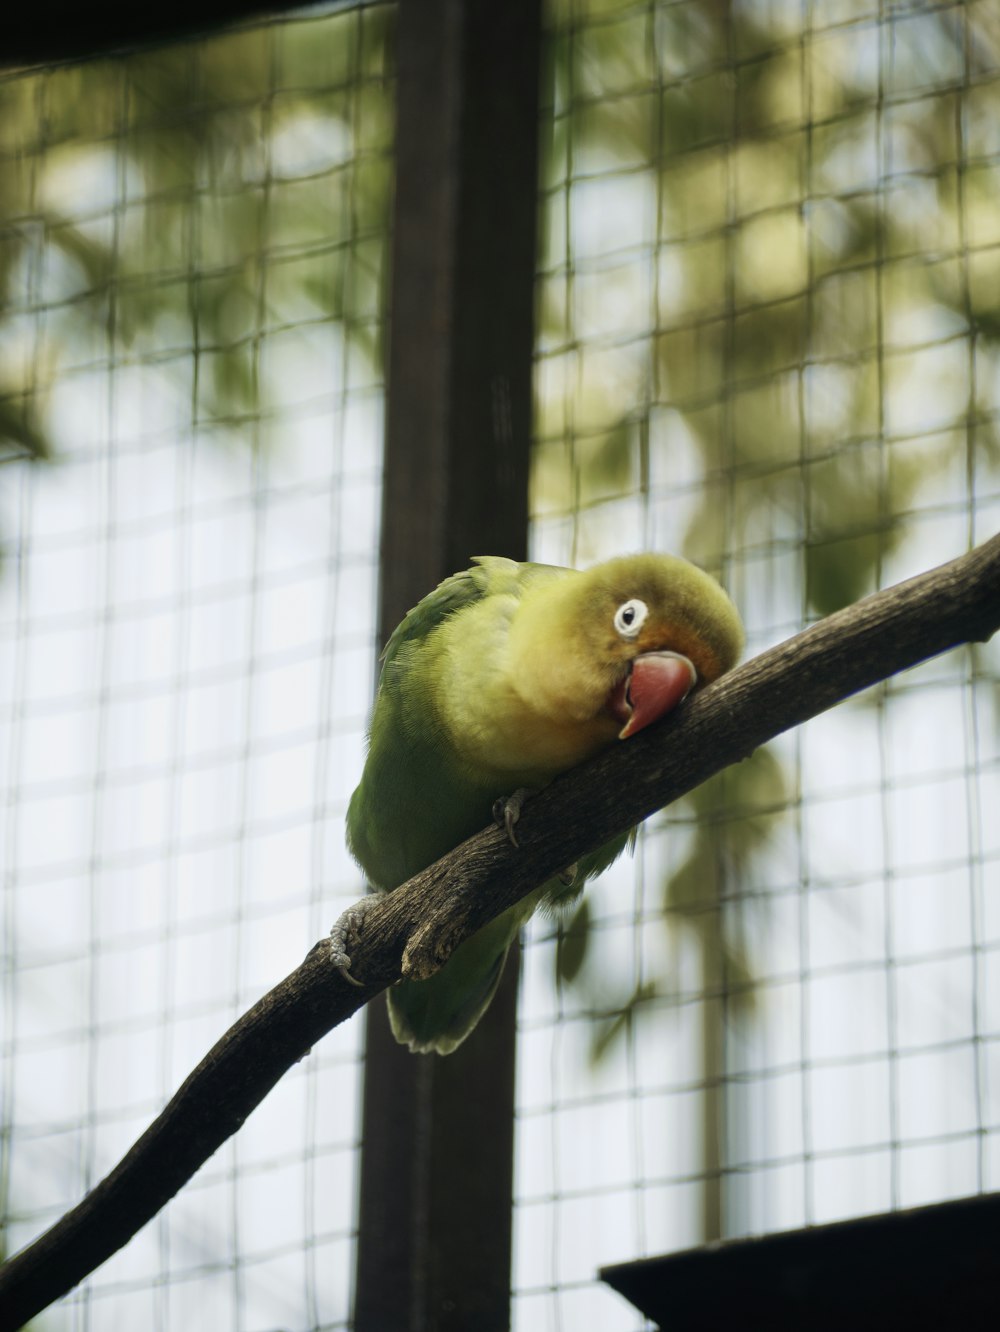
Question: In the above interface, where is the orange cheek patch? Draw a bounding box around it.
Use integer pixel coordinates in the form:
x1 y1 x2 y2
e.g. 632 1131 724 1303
636 620 726 683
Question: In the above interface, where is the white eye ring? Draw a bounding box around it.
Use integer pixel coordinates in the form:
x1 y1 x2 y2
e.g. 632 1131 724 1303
613 598 648 640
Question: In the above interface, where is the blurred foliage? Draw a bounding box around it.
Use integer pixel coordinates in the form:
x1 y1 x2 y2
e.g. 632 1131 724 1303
0 4 394 465
536 0 1000 1055
537 0 1000 614
558 747 783 1062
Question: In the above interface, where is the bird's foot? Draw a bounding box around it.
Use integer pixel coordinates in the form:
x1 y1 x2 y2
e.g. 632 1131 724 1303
557 863 578 887
328 898 375 987
492 787 538 848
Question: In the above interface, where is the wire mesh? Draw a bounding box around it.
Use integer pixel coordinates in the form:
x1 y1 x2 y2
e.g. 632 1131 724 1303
0 4 392 1327
2 2 1000 1331
516 0 1000 1328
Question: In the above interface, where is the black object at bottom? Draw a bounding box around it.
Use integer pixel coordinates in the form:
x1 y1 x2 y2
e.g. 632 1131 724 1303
602 1192 1000 1331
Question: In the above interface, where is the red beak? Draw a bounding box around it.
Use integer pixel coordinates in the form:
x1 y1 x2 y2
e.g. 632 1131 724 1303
607 652 697 739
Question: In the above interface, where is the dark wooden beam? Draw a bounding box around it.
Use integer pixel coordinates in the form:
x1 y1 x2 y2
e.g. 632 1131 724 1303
0 1 318 65
353 2 541 1330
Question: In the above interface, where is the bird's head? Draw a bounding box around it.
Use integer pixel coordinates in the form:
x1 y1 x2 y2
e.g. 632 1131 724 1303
512 552 744 740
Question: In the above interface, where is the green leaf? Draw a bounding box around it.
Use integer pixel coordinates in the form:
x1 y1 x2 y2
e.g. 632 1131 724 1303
555 897 591 985
0 397 50 462
589 980 658 1064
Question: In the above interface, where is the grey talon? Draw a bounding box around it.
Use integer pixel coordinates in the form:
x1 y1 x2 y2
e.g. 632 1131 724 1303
493 787 538 849
329 898 375 986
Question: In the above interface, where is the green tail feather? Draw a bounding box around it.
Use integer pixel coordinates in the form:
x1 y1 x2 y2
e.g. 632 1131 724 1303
386 840 633 1054
387 906 525 1055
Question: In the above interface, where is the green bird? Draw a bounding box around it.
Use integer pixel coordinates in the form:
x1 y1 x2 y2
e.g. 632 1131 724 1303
340 553 744 1054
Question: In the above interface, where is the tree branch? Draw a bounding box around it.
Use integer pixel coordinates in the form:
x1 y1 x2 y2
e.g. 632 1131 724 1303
1 533 998 1330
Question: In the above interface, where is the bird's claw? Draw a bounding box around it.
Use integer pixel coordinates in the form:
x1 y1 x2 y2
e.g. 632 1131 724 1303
492 787 537 848
557 863 578 887
328 899 375 987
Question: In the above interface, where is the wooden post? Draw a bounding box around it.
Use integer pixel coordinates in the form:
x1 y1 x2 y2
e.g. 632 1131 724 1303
352 2 542 1329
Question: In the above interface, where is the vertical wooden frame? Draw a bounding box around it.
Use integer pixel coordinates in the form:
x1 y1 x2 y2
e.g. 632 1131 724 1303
353 2 542 1329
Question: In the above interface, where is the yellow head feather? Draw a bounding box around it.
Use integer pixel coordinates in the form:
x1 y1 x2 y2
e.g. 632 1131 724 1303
508 552 744 723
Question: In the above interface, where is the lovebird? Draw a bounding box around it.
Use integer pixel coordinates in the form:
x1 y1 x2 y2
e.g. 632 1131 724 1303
341 553 744 1054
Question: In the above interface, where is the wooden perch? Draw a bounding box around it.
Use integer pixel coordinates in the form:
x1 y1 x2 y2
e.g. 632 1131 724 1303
1 532 998 1330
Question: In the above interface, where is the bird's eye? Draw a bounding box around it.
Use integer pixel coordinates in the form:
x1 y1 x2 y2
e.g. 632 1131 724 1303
613 598 648 640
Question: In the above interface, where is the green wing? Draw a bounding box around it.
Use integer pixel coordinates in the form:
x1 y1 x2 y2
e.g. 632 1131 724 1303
348 557 547 891
379 561 494 671
379 555 555 676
